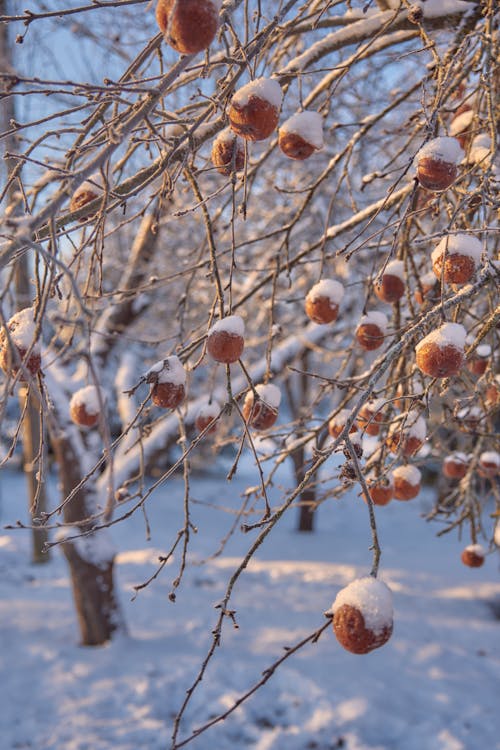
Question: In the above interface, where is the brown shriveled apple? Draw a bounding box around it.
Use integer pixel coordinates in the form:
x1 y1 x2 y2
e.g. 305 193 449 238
415 322 466 379
278 111 324 161
156 0 220 55
69 385 104 428
414 136 463 192
305 279 344 325
0 308 41 380
207 315 245 364
332 577 393 655
149 356 186 409
229 78 283 142
211 128 245 175
242 383 281 431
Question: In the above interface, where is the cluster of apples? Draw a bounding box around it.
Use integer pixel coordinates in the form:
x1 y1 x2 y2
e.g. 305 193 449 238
0 308 282 436
156 0 325 176
139 314 282 434
210 80 325 176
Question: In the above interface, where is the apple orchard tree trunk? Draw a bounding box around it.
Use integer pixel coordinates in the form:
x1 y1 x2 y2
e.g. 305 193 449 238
0 0 49 563
51 430 122 645
45 209 160 645
284 352 317 532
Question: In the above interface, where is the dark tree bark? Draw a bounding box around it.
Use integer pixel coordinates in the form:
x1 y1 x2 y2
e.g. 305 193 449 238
51 433 123 645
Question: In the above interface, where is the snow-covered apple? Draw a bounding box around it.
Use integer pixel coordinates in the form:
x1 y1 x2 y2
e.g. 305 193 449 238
156 0 220 55
228 78 283 141
332 577 393 654
207 315 245 364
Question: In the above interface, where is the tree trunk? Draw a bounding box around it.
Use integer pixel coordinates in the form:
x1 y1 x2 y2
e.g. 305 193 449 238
18 386 50 563
297 487 316 533
284 352 317 532
61 539 119 646
51 433 123 645
290 442 316 533
0 0 50 563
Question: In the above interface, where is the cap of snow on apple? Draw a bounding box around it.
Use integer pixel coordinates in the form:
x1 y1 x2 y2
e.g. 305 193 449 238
461 543 486 568
278 111 324 160
355 311 388 351
229 78 283 141
195 399 221 434
242 383 281 431
414 137 463 191
431 234 482 285
207 315 245 364
386 409 426 457
332 576 393 654
392 465 421 500
211 128 245 175
416 322 466 378
70 385 105 428
0 308 41 380
149 356 186 409
374 260 405 304
69 172 106 220
305 279 344 324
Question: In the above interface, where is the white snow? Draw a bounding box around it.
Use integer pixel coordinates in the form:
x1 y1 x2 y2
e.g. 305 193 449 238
463 543 485 558
209 314 245 337
449 109 474 136
231 78 283 110
468 134 492 165
329 408 352 429
0 468 499 750
146 359 165 375
444 452 469 465
348 431 362 450
415 322 467 353
368 471 394 489
382 260 405 281
432 234 483 264
196 399 221 420
279 112 324 149
306 279 344 305
214 126 241 147
69 385 104 416
72 172 105 198
384 0 474 11
358 310 388 332
157 355 186 386
4 307 39 350
420 270 437 287
415 137 464 166
479 451 500 467
456 405 482 421
392 465 421 485
391 410 427 441
73 528 116 569
363 398 386 413
332 577 393 635
255 383 281 408
474 344 491 358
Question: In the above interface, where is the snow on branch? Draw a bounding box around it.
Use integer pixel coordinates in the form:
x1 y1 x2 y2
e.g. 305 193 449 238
277 2 475 81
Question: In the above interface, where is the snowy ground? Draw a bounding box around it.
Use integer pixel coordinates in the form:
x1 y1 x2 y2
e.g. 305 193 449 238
1 462 499 750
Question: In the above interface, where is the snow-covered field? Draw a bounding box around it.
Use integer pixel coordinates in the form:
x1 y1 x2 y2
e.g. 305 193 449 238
1 463 499 750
